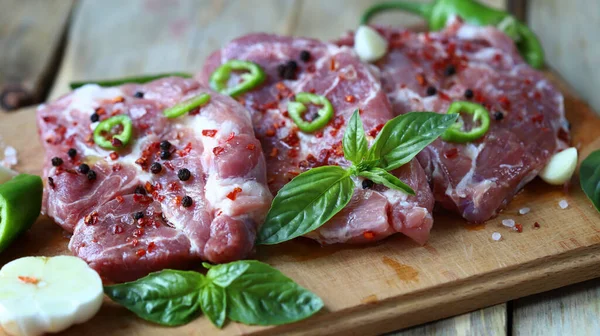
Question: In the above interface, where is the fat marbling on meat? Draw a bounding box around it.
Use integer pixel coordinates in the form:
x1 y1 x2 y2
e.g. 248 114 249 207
336 19 569 223
37 78 272 282
199 34 435 244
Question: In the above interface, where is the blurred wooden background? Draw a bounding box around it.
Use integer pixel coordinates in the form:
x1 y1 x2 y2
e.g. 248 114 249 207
1 0 599 335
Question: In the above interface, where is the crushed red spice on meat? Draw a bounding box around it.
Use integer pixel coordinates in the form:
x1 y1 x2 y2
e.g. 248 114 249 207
115 195 124 203
133 194 153 205
534 222 541 229
226 187 243 201
265 128 276 137
363 231 375 239
226 132 235 142
136 249 146 257
269 147 278 157
213 146 224 156
444 148 458 159
113 225 124 234
515 223 523 233
247 143 256 150
345 95 356 103
84 212 99 226
109 152 119 160
367 124 385 137
147 242 156 253
18 276 39 285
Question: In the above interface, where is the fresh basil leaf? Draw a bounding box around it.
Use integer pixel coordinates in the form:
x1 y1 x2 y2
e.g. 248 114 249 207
343 109 368 164
200 283 227 328
206 261 250 287
226 261 324 326
104 269 204 326
368 112 458 171
257 166 354 245
359 167 415 195
580 149 600 212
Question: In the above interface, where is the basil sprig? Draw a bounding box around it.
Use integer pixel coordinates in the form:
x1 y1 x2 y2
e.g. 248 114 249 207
580 149 600 213
257 111 458 245
104 260 323 328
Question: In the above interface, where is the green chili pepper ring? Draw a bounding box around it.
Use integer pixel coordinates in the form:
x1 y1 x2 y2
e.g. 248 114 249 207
441 101 490 143
288 93 334 133
361 0 544 69
163 93 211 119
93 115 134 150
0 174 43 252
209 60 266 97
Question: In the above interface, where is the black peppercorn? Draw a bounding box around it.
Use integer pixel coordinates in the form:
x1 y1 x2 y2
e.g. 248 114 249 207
300 50 311 62
134 185 146 195
159 140 171 151
181 196 193 207
87 170 97 181
150 162 162 174
67 148 77 158
493 111 504 120
51 157 63 167
178 168 191 181
78 163 90 174
160 150 171 160
426 86 437 96
134 91 144 98
362 179 374 189
133 211 144 220
90 113 99 123
286 60 298 71
464 89 474 99
444 65 456 76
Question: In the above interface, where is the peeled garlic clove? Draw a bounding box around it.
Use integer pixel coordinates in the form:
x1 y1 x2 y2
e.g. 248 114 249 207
354 25 388 63
539 147 578 185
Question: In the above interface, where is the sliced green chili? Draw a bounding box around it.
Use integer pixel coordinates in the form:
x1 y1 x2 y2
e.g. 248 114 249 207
70 72 193 90
209 60 266 97
360 0 545 69
441 101 490 143
163 93 211 119
288 93 334 133
0 174 43 252
93 115 133 150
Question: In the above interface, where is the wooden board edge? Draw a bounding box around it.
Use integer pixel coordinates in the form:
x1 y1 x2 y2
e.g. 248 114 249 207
249 244 600 336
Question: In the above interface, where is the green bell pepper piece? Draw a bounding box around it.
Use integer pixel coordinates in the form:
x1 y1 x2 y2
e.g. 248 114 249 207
441 101 491 143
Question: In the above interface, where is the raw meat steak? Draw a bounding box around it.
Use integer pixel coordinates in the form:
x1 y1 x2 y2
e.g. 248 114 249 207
37 78 272 282
199 34 434 244
336 19 569 223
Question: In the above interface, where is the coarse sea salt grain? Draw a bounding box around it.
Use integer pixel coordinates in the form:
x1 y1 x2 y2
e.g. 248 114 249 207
559 199 569 209
0 146 17 168
519 207 530 215
502 219 515 228
492 232 502 241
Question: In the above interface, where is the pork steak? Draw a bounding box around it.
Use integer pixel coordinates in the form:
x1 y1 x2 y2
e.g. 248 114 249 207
199 34 434 244
37 78 272 282
337 20 569 223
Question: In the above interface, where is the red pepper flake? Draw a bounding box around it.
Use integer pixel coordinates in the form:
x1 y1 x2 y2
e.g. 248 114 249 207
329 58 337 71
115 195 124 203
498 96 511 110
136 249 146 257
18 276 39 285
270 147 279 157
534 222 541 229
288 148 299 158
128 238 139 247
444 148 459 159
524 78 532 85
331 142 344 157
534 91 542 100
156 195 166 202
515 223 523 233
112 96 125 103
167 181 180 192
345 95 356 103
332 115 345 130
558 128 570 142
438 91 451 101
306 64 316 73
531 114 544 123
147 242 156 253
367 124 385 137
247 143 256 150
174 196 182 206
283 130 300 147
226 132 235 142
315 131 323 138
265 128 276 137
95 107 106 116
113 225 124 234
84 211 99 225
493 53 502 62
133 194 153 205
177 142 193 157
42 116 57 123
363 231 375 240
145 181 155 193
416 74 426 86
226 187 243 201
213 146 224 156
133 228 145 237
202 129 218 137
109 152 119 160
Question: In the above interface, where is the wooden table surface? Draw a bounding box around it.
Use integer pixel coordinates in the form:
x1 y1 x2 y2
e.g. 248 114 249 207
1 1 599 335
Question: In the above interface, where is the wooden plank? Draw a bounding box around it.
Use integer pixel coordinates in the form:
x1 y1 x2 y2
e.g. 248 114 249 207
48 0 299 99
389 304 506 336
512 278 600 336
527 0 600 114
2 1 600 335
0 0 73 110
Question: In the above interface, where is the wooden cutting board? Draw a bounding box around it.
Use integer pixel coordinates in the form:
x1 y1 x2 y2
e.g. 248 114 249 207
1 71 600 336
